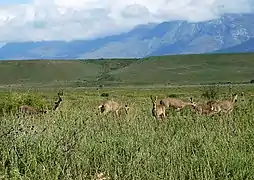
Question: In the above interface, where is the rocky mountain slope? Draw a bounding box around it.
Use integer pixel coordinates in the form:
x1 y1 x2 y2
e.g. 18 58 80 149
212 38 254 53
0 13 253 60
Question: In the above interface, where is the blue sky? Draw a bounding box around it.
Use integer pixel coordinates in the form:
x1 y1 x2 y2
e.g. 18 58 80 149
0 0 30 5
0 0 253 43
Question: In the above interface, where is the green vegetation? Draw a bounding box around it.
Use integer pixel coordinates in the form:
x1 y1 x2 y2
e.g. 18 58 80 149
0 53 254 178
0 53 254 88
0 85 254 179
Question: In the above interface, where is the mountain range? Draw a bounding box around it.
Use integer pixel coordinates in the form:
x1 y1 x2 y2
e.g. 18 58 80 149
0 13 254 60
212 37 254 53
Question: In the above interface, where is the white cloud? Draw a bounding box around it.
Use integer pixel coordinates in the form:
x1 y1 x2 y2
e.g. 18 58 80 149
0 0 253 42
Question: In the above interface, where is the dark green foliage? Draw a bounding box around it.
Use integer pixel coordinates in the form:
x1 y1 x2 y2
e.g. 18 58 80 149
201 85 220 100
168 94 177 98
101 93 109 97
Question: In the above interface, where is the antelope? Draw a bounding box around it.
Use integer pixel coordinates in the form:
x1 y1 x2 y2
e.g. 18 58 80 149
19 105 47 115
19 91 63 117
209 93 238 115
189 97 216 115
93 172 110 180
160 97 193 111
53 92 63 111
98 100 129 117
150 96 166 120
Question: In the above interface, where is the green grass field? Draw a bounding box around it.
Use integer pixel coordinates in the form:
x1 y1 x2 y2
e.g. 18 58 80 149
0 53 254 179
0 53 254 88
0 84 254 179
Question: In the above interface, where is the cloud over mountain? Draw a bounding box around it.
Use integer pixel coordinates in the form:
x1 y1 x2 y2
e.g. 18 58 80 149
0 0 253 42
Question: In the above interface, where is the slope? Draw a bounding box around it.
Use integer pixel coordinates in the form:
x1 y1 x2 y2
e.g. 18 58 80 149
107 53 254 85
0 59 135 86
0 53 253 87
213 38 254 53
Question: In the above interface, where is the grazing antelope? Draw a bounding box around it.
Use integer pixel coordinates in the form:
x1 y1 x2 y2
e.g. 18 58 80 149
189 97 216 115
98 100 129 117
160 96 193 111
209 93 238 115
19 105 47 116
150 96 166 120
19 91 63 117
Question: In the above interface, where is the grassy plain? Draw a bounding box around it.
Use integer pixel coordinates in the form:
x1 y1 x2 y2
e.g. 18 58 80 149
0 52 254 179
0 53 254 87
0 85 254 179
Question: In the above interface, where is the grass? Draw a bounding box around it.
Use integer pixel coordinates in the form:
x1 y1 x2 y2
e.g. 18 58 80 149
110 53 254 85
0 85 254 179
0 53 254 87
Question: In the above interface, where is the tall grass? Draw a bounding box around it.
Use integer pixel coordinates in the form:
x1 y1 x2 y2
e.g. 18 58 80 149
0 88 254 179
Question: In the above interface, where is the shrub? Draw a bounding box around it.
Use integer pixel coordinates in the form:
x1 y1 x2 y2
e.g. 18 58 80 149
201 84 220 100
101 93 109 97
0 92 48 116
168 94 177 98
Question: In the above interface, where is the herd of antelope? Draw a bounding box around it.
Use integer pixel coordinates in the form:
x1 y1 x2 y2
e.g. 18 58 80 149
98 93 239 120
17 89 239 120
153 93 238 120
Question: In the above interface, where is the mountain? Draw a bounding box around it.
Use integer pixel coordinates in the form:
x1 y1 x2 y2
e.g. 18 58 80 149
212 38 254 53
0 13 254 60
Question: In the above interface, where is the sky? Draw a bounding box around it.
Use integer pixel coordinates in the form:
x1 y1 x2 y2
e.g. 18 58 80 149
0 0 253 43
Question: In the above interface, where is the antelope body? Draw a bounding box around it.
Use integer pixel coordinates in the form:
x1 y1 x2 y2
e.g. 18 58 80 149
209 94 238 114
160 97 193 110
19 105 47 115
98 100 129 117
190 97 216 115
151 96 166 120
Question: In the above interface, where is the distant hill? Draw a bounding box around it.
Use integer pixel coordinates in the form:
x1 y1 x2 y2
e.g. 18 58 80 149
213 38 254 53
0 53 253 87
0 13 254 60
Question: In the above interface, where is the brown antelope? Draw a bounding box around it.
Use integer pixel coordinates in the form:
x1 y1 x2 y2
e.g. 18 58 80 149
160 97 193 111
189 97 216 115
98 100 129 117
209 93 238 115
19 105 47 115
150 96 166 120
19 91 63 116
93 172 110 180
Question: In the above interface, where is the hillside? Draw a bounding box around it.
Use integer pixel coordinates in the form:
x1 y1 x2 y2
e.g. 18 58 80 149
0 59 135 87
213 38 254 53
0 53 254 87
0 13 254 59
108 53 254 85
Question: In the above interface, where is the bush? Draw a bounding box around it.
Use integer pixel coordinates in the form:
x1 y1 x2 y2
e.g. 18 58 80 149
0 92 48 116
201 84 220 100
250 79 254 84
101 93 109 97
168 94 177 98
